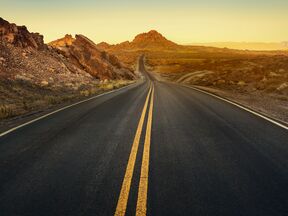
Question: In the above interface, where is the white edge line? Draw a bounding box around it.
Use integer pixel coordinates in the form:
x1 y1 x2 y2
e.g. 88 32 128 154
0 82 140 138
181 84 288 131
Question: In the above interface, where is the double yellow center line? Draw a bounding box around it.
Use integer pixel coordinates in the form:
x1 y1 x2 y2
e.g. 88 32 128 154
115 83 154 216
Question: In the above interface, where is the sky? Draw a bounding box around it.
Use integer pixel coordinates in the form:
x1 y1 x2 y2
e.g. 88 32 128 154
1 0 288 44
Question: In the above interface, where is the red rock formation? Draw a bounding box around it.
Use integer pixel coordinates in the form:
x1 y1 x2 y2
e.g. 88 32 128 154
50 34 135 80
99 30 179 52
131 30 178 48
0 17 46 50
96 41 111 50
49 34 75 47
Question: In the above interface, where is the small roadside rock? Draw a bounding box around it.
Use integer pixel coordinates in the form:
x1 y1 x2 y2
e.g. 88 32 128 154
237 80 246 86
40 80 49 87
277 82 288 91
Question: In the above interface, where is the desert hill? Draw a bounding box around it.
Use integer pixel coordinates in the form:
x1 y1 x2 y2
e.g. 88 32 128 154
0 17 46 50
130 30 178 49
49 34 75 47
98 30 179 51
0 17 135 120
50 34 135 80
97 29 283 68
96 41 111 50
96 30 180 69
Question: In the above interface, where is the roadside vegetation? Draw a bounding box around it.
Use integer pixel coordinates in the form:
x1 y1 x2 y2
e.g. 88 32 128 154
143 49 288 122
0 80 134 120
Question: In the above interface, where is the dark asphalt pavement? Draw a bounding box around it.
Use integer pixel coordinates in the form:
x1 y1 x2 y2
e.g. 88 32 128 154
0 56 288 216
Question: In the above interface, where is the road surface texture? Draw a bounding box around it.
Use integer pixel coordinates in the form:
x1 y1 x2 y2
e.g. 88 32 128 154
0 56 288 216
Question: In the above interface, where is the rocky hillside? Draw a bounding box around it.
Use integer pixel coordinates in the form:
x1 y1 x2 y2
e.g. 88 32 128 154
0 17 135 120
50 34 135 80
0 17 46 50
49 34 75 47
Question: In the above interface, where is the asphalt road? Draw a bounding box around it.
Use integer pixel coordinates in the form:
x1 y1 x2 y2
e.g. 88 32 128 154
0 56 288 216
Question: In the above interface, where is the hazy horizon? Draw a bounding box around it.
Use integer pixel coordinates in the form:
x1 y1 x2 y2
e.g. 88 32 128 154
1 0 288 48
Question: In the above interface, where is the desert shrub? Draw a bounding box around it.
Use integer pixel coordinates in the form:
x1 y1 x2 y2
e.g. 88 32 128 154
80 90 90 97
0 105 14 119
100 83 114 91
23 101 29 110
44 96 59 105
30 100 49 110
88 88 98 95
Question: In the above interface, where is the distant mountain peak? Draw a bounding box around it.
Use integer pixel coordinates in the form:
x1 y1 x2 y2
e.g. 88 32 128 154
97 30 179 51
131 30 178 49
141 30 164 38
133 30 170 42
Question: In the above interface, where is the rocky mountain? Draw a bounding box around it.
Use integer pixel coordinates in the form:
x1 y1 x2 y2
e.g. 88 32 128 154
50 34 135 80
96 41 111 50
131 30 178 49
98 30 179 51
0 17 136 82
0 18 98 90
0 17 46 50
49 34 75 48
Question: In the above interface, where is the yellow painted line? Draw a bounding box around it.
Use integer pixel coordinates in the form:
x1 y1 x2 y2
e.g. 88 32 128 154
114 84 152 216
136 85 154 216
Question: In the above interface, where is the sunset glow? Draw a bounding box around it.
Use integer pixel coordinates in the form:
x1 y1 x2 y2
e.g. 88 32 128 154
1 0 288 45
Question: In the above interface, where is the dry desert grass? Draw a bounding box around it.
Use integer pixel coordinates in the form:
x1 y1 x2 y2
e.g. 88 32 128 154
143 48 288 122
0 79 134 120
